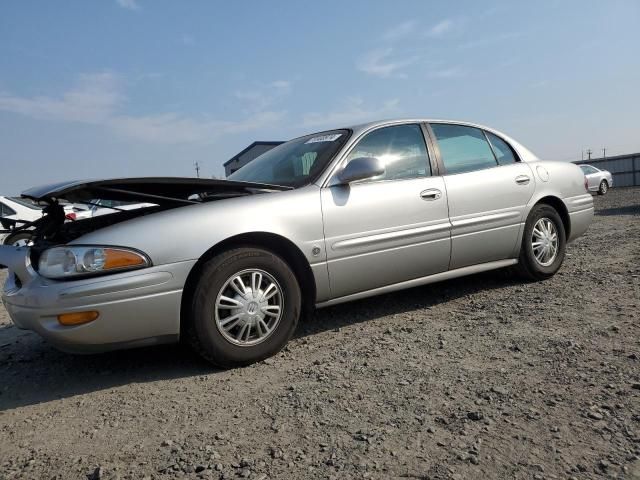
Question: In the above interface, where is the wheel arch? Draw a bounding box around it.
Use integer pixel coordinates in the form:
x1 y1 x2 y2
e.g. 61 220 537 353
532 195 571 239
180 232 316 334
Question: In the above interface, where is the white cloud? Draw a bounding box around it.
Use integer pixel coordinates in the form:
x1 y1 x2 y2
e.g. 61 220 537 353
235 80 293 113
383 20 417 41
270 80 291 90
110 111 285 144
427 67 465 79
0 72 285 144
302 97 400 129
234 90 273 112
116 0 139 10
458 32 524 49
426 19 453 37
0 72 122 124
357 48 417 78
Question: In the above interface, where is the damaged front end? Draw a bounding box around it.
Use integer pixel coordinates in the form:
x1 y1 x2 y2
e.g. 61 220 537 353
0 177 290 274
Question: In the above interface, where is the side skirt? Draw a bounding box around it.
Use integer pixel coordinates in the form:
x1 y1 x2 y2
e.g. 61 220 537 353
315 259 517 308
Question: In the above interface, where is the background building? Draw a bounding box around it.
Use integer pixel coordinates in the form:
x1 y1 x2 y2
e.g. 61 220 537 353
224 141 283 177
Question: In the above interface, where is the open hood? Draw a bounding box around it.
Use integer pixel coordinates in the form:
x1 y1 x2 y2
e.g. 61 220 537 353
0 177 292 255
22 177 291 205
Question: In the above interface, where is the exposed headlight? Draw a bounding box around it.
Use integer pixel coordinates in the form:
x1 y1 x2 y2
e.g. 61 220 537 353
38 246 151 279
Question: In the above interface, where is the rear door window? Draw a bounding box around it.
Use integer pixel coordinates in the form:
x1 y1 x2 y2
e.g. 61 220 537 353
430 124 497 174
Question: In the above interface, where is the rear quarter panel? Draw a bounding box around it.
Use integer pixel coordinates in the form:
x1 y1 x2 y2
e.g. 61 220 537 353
518 160 593 248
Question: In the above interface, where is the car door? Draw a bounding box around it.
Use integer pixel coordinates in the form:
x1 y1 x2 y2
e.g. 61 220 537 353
321 123 451 299
428 123 535 270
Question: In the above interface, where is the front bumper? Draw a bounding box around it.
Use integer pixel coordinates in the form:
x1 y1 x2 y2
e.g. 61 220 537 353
1 245 195 353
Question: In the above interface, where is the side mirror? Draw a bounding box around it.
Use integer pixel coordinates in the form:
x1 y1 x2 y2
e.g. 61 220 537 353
337 157 385 185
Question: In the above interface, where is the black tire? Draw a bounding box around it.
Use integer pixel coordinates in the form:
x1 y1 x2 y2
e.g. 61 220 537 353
185 247 301 368
3 231 34 246
515 204 566 281
597 180 609 195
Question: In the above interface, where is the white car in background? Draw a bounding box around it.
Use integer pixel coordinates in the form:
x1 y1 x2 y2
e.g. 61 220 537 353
0 196 46 245
580 164 613 195
0 196 83 245
74 199 156 219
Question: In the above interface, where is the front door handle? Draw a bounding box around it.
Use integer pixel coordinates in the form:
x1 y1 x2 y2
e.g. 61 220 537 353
420 188 442 201
515 175 530 185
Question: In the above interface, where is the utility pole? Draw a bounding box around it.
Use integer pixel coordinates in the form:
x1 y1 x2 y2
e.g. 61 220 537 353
586 149 592 161
602 147 606 159
194 161 201 178
581 150 584 161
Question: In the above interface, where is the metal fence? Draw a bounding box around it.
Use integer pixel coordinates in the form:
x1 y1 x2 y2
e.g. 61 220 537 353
574 153 640 187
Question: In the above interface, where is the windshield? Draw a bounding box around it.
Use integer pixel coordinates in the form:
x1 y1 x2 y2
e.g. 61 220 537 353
228 129 350 187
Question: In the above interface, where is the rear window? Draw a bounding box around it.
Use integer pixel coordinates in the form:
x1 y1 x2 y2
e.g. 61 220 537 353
485 131 518 165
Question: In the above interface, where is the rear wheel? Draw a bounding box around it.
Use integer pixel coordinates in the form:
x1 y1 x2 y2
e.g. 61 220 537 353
515 204 566 281
186 247 301 368
598 180 609 195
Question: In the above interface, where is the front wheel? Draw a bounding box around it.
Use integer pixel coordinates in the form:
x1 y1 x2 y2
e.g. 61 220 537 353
515 204 566 281
598 180 609 195
3 231 34 247
186 247 301 368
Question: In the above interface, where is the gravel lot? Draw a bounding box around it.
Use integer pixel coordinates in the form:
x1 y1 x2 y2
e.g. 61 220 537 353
0 187 638 480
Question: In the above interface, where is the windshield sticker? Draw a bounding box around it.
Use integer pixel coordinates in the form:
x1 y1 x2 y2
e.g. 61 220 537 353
305 134 342 144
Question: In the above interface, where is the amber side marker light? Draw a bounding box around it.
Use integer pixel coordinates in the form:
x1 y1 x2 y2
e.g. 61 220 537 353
103 249 147 270
58 311 99 326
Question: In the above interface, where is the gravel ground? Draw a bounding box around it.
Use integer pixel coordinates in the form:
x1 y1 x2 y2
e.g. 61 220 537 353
0 187 639 480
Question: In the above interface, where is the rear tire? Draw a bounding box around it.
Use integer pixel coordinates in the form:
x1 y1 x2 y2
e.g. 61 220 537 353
598 180 608 195
186 247 301 368
515 204 566 281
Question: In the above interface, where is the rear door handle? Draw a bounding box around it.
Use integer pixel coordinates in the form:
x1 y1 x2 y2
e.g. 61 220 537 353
420 188 442 201
515 175 530 185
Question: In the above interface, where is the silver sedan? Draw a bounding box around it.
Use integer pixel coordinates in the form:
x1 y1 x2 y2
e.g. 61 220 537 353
0 119 594 367
580 164 613 194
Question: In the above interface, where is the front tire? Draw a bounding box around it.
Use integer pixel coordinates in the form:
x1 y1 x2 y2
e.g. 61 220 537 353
515 204 566 281
598 180 609 195
186 247 301 368
3 231 34 246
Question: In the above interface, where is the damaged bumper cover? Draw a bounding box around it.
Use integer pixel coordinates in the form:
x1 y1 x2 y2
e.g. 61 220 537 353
0 245 194 353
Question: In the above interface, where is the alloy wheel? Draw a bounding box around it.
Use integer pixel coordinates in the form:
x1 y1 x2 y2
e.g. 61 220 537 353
531 218 559 267
214 269 284 347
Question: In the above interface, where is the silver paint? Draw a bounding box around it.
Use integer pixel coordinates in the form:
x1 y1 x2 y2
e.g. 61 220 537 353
1 118 594 353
